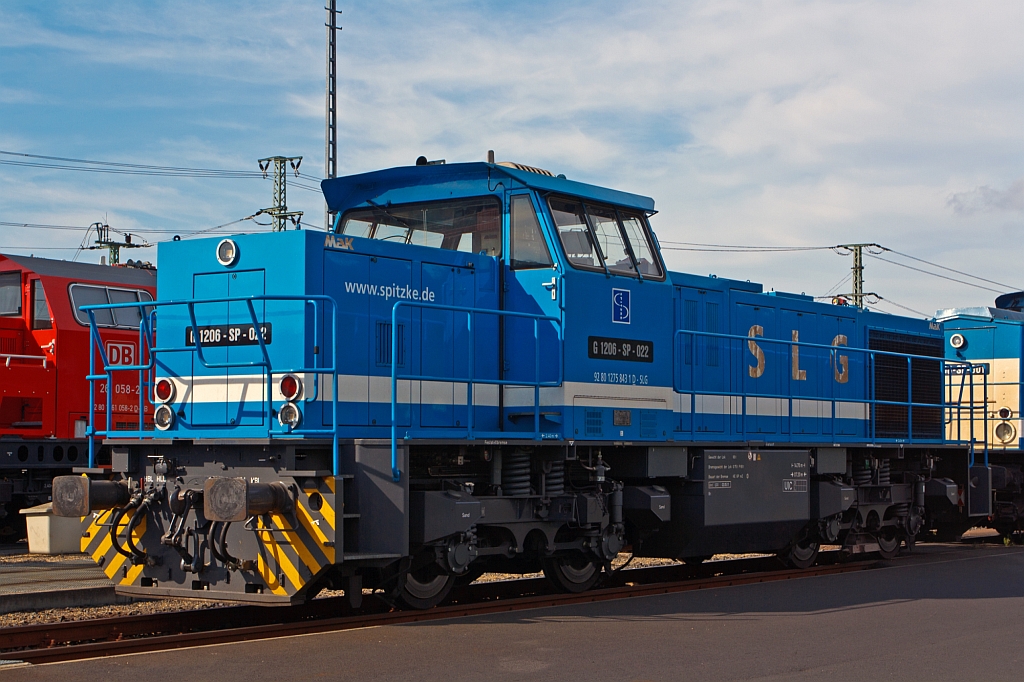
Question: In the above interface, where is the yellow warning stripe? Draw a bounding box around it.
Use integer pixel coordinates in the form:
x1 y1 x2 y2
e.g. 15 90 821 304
324 476 336 494
257 517 304 592
315 490 336 531
82 510 112 554
119 516 148 585
102 514 145 581
269 512 321 576
256 553 288 596
295 502 335 564
91 510 132 564
122 562 146 585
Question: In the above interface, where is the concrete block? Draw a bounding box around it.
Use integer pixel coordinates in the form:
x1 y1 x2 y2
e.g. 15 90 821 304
20 503 83 554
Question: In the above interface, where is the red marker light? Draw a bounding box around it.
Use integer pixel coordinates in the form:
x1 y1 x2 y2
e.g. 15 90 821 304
154 378 175 403
280 375 301 401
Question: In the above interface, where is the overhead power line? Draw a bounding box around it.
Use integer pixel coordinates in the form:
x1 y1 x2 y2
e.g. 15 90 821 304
881 247 1019 291
661 238 1020 294
659 240 835 253
865 253 1005 294
871 295 930 318
0 149 265 178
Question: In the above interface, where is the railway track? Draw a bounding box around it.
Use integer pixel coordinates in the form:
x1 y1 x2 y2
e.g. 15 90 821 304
1 552 879 665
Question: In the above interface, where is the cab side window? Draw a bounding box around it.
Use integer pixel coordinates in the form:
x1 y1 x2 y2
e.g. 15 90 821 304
0 272 21 316
549 198 596 269
547 195 664 279
510 195 553 269
340 197 502 257
585 204 634 276
31 280 51 330
69 284 152 329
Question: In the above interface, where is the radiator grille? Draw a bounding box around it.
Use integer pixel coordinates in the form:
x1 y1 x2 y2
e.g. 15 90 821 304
0 333 18 354
868 330 943 439
641 409 658 437
375 321 405 367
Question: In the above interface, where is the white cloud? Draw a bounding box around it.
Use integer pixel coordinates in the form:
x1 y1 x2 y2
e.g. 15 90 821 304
948 179 1024 214
2 0 1024 312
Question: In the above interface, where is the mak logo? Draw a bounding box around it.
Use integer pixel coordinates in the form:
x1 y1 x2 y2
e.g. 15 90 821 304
612 288 630 324
324 234 354 250
105 342 136 366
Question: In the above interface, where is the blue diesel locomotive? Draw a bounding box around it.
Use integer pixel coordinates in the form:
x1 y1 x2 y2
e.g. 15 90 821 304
52 161 987 607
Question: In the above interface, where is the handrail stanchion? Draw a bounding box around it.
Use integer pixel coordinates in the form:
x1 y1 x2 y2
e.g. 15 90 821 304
86 310 98 468
243 298 273 432
391 301 402 482
467 310 474 440
534 317 541 438
137 315 146 430
907 355 913 441
983 372 990 465
330 302 339 477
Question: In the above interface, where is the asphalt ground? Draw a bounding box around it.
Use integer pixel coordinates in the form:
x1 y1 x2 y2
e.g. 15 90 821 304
5 542 1024 681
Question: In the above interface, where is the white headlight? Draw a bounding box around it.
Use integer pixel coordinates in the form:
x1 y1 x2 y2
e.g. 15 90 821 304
949 333 966 350
216 239 239 266
154 404 175 430
995 421 1016 443
278 402 301 428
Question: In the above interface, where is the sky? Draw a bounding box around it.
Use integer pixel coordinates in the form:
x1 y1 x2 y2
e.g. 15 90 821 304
1 0 1023 317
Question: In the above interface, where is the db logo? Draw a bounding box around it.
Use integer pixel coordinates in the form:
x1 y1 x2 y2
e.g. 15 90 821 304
105 342 136 366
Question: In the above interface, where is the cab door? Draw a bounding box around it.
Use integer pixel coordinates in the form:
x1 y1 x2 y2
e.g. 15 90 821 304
676 286 727 433
501 192 562 430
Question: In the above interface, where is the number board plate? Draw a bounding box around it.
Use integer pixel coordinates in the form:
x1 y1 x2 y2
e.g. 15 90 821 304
588 336 653 363
186 323 273 347
944 364 988 376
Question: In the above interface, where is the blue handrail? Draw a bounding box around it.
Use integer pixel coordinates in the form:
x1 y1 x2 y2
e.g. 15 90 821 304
672 328 986 449
82 294 340 472
390 300 563 482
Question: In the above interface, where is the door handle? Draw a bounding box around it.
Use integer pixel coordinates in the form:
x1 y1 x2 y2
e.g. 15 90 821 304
542 277 557 300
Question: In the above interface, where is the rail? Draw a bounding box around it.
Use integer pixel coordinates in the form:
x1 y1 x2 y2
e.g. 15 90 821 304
1 352 47 368
673 328 987 454
81 295 340 471
389 300 563 482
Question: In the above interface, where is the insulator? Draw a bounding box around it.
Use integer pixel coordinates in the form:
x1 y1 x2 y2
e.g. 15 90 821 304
502 450 532 496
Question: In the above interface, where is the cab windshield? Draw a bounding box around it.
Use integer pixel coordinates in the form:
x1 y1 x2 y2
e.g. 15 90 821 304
547 196 662 278
340 197 502 257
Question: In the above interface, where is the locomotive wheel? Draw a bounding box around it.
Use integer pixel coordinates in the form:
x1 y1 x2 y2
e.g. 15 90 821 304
876 528 901 560
782 537 819 569
397 566 456 610
542 553 600 593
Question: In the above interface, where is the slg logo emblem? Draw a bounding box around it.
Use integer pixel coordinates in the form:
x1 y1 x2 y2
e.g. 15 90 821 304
612 288 630 324
105 342 136 366
324 235 354 250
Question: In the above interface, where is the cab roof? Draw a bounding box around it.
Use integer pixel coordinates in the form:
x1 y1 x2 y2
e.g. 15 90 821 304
321 162 656 218
0 254 156 287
